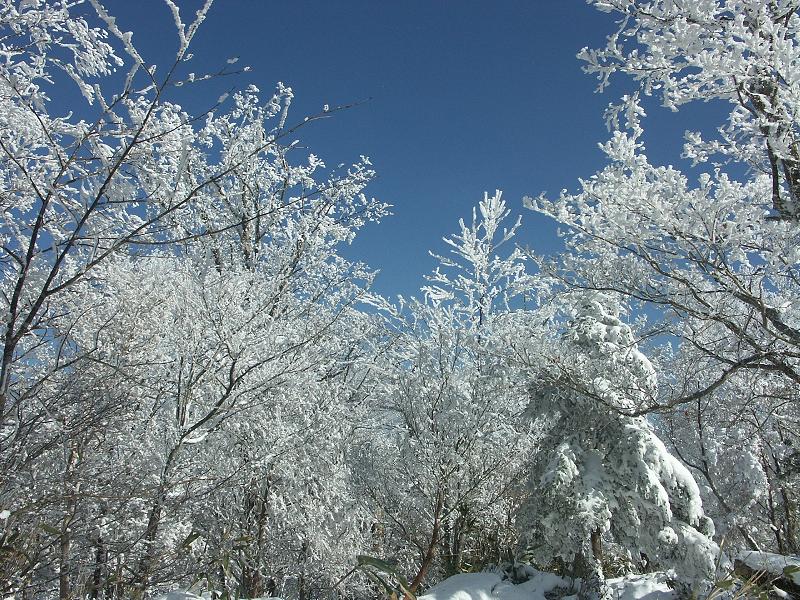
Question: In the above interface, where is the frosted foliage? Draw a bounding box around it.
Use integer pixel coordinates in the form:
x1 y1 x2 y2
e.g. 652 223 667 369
0 1 387 598
657 365 796 553
3 0 798 597
0 0 123 105
355 191 536 591
542 0 800 409
424 190 529 322
520 294 717 588
530 0 800 416
528 0 800 559
567 294 656 412
582 0 800 219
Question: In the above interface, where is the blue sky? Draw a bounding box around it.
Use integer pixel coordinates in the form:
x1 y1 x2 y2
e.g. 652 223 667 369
101 1 725 299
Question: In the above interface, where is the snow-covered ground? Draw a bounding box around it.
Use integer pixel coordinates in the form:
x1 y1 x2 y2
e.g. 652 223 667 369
417 572 563 600
153 571 674 600
417 570 675 600
736 551 800 586
154 570 675 600
155 593 282 600
154 556 800 600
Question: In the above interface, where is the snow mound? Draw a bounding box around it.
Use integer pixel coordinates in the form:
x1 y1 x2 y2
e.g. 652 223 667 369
417 573 504 600
606 573 675 600
155 571 675 600
154 593 284 600
736 551 800 585
418 571 674 600
155 593 202 600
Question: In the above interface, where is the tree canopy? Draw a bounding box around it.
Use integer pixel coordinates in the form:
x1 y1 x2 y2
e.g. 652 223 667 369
0 1 798 599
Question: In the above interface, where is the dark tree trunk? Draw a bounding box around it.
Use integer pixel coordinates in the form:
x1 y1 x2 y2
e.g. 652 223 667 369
573 530 608 600
59 531 71 600
590 528 602 565
409 491 444 594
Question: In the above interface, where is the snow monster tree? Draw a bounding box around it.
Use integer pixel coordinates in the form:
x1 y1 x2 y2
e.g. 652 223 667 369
520 293 718 599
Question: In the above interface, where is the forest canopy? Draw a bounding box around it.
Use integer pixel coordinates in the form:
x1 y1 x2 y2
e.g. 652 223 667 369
0 1 798 599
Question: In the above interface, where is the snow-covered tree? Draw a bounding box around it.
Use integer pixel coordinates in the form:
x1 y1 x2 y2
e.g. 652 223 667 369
527 0 800 560
519 293 718 598
355 192 536 594
580 0 800 221
0 1 386 597
658 357 799 555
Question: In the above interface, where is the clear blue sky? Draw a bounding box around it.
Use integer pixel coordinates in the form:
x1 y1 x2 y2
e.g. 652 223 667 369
99 1 724 299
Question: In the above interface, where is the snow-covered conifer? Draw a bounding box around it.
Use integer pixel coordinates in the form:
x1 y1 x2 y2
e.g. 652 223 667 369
520 293 718 597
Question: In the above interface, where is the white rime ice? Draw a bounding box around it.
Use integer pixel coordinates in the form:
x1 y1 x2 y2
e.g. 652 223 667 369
519 293 718 594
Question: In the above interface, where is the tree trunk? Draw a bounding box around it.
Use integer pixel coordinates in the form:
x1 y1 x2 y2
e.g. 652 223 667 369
135 440 184 595
134 491 165 597
590 528 602 565
59 530 71 600
241 482 271 598
574 530 608 600
409 491 445 594
89 530 107 599
450 509 467 575
59 445 80 600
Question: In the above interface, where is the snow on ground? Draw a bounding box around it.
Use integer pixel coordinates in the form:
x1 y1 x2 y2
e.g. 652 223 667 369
155 593 283 600
416 573 506 600
418 570 675 600
154 569 676 600
605 573 675 600
737 551 800 585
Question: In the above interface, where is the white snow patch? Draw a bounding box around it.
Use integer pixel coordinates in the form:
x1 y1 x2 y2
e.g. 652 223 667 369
154 593 284 600
418 571 673 600
737 551 800 585
606 573 675 600
418 573 504 600
155 593 201 600
154 571 673 600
